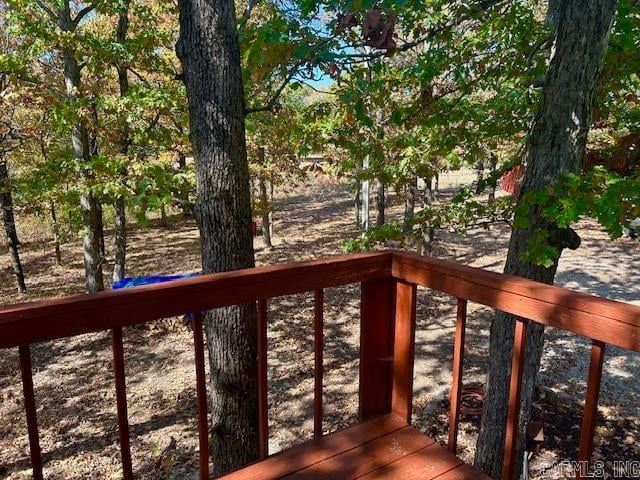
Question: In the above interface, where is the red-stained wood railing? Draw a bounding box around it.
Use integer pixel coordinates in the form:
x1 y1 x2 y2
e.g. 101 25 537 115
1 251 639 480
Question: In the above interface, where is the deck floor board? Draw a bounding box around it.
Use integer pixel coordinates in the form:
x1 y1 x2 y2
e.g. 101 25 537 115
220 414 490 480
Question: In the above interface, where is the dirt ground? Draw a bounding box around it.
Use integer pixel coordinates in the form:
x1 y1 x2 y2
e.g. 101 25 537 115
0 175 638 479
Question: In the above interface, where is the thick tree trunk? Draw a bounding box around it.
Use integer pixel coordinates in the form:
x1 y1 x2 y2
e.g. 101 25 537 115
113 0 131 283
474 1 616 478
58 3 103 292
177 0 259 474
375 178 385 227
0 161 26 293
403 178 417 232
50 201 62 266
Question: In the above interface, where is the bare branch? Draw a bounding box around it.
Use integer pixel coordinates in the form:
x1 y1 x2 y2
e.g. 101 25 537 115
71 4 96 29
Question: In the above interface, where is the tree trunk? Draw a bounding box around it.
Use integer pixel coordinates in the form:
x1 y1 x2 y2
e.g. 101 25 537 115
474 1 616 478
354 178 361 227
375 178 385 227
423 176 433 206
113 0 131 284
113 195 126 282
434 172 439 198
177 152 194 216
268 181 274 239
0 160 26 293
361 157 370 231
257 147 272 248
50 201 62 266
258 177 272 248
58 3 103 292
177 0 259 474
403 178 417 232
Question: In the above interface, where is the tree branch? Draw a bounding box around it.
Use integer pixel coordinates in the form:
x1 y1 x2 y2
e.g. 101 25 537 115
72 4 96 29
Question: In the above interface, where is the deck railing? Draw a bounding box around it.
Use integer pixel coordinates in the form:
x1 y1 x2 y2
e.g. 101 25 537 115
0 251 638 480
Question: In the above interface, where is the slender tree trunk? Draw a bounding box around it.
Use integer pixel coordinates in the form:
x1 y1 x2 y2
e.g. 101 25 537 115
268 181 274 239
258 177 272 248
177 151 194 216
113 196 126 282
0 160 26 293
488 153 498 205
403 178 417 232
375 178 385 227
354 178 361 226
113 0 131 283
50 201 62 266
257 147 272 248
434 172 439 198
58 3 103 292
423 176 433 206
177 0 258 474
361 157 370 231
474 2 616 478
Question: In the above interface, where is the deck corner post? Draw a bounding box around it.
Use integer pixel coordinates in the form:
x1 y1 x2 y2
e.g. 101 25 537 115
359 277 394 420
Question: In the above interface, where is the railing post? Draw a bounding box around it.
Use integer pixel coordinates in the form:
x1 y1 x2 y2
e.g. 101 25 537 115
359 277 394 420
19 344 43 480
314 289 324 437
503 317 528 480
191 312 209 479
391 281 417 423
448 298 467 453
111 327 133 480
576 340 606 479
257 299 269 458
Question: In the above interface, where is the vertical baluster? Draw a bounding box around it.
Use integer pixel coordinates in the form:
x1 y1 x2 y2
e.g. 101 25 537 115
19 344 43 480
258 299 269 458
391 281 417 423
502 318 528 480
314 289 324 438
192 312 209 479
576 340 605 480
448 298 467 453
112 327 133 480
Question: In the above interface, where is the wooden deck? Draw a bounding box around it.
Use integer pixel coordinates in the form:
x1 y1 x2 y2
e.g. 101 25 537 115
2 251 639 480
221 414 490 480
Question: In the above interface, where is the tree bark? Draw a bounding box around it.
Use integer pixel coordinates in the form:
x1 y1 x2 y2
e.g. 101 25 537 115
361 157 370 231
177 0 259 474
57 2 104 292
257 147 272 248
50 201 62 266
0 160 26 293
474 1 617 478
113 0 131 283
354 178 361 227
375 178 385 227
403 177 417 232
177 151 194 216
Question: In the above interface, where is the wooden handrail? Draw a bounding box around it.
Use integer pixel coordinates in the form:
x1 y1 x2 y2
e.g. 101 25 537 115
392 252 640 352
0 252 391 348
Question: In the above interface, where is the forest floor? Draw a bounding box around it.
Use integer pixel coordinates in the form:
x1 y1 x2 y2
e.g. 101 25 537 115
0 175 639 479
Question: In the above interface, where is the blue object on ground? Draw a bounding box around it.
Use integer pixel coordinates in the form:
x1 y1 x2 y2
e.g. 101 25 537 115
112 272 200 290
